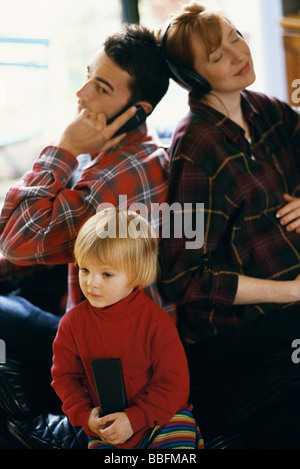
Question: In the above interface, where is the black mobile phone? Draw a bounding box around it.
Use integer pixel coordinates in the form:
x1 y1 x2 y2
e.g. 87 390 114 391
91 358 128 416
107 105 147 137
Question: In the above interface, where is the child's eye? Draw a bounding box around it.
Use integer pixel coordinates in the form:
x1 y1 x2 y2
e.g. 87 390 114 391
79 267 89 274
102 272 112 278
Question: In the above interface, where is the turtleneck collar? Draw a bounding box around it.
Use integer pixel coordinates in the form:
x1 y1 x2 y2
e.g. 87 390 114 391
88 288 144 322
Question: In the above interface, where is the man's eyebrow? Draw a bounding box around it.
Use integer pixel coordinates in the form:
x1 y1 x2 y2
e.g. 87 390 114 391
95 77 114 92
86 66 114 92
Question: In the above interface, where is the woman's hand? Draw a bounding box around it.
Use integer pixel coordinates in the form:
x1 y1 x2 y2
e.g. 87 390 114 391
276 194 300 233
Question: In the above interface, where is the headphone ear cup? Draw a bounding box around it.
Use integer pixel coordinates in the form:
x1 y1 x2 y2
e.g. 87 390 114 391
174 66 211 95
160 21 211 95
165 57 211 95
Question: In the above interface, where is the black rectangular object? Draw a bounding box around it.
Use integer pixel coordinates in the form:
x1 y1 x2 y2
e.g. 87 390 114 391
91 358 127 416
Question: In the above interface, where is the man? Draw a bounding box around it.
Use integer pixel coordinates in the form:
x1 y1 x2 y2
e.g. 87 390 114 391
0 23 171 376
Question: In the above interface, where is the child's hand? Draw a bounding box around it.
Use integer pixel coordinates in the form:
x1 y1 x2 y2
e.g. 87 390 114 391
98 412 134 445
87 407 106 436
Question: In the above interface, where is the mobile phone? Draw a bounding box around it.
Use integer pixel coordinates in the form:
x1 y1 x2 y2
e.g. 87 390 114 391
107 105 147 137
91 358 128 416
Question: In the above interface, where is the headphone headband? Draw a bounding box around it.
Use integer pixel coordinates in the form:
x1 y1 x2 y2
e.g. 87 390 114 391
159 21 211 96
160 20 244 96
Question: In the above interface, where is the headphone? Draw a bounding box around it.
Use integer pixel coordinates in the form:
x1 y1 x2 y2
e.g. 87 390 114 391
160 21 244 96
159 21 211 96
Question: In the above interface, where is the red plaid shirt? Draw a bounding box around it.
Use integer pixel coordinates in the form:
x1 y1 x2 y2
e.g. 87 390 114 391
0 124 175 317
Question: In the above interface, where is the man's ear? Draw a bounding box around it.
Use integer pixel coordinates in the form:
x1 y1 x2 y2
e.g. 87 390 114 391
136 101 153 116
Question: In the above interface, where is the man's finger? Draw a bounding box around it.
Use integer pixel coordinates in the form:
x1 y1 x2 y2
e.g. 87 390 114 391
80 108 92 119
106 106 137 137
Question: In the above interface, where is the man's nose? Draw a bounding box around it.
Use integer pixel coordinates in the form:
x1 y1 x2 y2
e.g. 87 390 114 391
76 80 93 101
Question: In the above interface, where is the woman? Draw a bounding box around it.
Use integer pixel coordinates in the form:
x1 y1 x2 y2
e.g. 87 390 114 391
159 2 300 448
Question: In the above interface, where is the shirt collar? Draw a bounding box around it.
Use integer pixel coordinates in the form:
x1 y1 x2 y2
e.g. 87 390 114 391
188 90 259 142
82 122 148 169
89 288 143 322
122 121 148 145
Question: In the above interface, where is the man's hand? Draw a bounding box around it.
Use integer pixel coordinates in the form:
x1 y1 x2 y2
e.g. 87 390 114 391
276 194 300 233
56 106 138 156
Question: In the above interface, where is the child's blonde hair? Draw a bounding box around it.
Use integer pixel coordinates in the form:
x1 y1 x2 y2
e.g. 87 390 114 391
74 208 158 289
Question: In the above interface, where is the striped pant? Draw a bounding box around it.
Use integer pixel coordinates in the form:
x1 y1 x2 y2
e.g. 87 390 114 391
88 405 204 449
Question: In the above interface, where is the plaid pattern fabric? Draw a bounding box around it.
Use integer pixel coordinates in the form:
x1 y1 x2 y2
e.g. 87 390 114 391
88 406 204 449
0 125 175 316
160 90 300 342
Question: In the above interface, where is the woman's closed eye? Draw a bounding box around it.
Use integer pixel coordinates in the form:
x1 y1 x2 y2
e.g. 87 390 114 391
213 54 223 63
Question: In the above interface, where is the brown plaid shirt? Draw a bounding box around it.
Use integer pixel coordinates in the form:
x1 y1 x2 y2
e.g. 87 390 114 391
160 90 300 342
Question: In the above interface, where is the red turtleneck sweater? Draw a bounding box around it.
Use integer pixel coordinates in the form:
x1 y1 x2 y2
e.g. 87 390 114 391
51 288 189 449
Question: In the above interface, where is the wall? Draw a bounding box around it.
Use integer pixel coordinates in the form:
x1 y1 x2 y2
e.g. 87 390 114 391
282 0 300 15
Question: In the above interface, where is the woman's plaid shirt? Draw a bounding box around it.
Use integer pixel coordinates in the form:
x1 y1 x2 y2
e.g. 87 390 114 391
160 90 300 342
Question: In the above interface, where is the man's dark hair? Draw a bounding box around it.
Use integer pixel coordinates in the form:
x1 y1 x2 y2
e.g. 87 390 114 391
104 23 169 112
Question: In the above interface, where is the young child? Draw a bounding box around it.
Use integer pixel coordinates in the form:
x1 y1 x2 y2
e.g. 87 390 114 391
51 208 204 449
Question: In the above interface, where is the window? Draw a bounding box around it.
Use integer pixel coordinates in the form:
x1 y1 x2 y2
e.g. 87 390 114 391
0 0 122 183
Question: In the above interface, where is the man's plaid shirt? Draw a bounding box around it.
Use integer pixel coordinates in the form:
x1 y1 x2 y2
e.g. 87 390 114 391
0 124 175 316
160 90 300 342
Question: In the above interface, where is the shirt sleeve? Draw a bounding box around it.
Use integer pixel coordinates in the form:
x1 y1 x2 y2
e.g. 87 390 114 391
125 310 190 432
160 153 239 310
0 252 42 280
51 316 93 435
0 137 165 268
0 145 126 266
0 146 86 265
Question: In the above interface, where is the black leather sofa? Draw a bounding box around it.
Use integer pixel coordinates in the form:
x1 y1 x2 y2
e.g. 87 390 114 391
0 357 87 449
2 351 300 449
1 266 300 449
